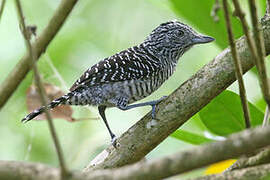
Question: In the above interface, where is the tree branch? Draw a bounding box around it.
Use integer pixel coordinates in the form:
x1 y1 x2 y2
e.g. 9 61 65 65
266 0 270 17
248 0 270 107
225 0 270 171
0 0 5 22
211 0 221 22
233 0 270 127
223 0 251 128
232 0 258 62
191 163 270 180
0 0 78 109
263 106 270 126
249 0 270 129
14 1 68 179
227 146 270 171
1 126 270 180
84 16 270 171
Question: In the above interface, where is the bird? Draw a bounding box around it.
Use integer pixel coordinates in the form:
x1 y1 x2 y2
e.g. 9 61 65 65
22 20 214 146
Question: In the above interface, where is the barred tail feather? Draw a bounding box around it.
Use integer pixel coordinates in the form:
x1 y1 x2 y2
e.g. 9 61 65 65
21 106 47 123
21 92 73 123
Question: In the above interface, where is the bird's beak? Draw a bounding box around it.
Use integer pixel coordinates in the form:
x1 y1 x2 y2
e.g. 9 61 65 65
192 35 215 44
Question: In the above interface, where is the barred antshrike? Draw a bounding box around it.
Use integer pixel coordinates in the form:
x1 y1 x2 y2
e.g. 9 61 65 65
22 20 214 146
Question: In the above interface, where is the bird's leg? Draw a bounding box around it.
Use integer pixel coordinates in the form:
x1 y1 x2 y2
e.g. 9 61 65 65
118 96 167 119
98 106 117 147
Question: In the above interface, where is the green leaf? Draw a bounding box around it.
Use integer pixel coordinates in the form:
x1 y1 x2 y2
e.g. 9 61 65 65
181 114 209 133
199 90 264 136
169 0 243 49
171 129 213 145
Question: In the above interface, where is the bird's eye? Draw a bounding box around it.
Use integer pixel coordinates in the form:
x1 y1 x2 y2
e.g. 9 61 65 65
175 30 184 37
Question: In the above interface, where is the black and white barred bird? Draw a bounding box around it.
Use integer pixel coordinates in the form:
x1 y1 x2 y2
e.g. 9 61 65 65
22 20 214 145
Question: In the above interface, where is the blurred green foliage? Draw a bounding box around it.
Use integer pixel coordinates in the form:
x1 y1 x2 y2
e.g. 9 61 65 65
171 129 213 145
199 90 264 136
0 0 268 179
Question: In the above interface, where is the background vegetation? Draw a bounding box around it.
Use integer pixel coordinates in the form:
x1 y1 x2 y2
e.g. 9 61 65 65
0 0 269 179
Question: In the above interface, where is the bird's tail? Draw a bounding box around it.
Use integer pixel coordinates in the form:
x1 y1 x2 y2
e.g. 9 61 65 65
22 92 73 123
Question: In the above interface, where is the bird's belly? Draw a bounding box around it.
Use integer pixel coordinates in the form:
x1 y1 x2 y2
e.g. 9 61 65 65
69 68 173 107
114 77 165 104
91 78 163 107
111 69 173 104
124 79 157 103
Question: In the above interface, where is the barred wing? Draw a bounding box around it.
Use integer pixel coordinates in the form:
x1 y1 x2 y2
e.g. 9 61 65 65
70 46 161 91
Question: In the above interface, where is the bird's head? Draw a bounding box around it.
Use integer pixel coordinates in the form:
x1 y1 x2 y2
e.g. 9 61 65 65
144 20 214 61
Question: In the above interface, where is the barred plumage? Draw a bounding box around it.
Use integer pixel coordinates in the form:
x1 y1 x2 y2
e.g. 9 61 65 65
22 20 214 146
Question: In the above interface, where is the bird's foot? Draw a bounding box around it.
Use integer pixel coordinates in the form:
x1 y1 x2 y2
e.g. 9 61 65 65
151 96 167 119
111 134 119 148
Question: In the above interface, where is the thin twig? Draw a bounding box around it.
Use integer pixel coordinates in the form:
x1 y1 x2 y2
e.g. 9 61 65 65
0 0 78 109
248 0 270 107
248 0 270 131
223 0 251 128
266 0 270 16
45 53 95 115
233 0 270 128
224 0 270 172
0 0 5 22
263 106 270 126
232 0 270 128
45 53 69 92
232 0 258 63
14 0 68 179
211 0 221 22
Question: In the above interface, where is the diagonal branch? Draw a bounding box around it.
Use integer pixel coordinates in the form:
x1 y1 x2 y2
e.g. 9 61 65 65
0 0 5 22
226 0 270 172
266 0 270 16
248 0 270 107
263 106 270 126
84 17 270 171
232 0 270 126
223 0 251 128
232 0 258 63
14 0 68 179
1 126 270 180
249 0 270 128
0 0 79 109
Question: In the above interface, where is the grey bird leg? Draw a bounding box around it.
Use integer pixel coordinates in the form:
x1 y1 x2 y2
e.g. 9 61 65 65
118 96 167 119
98 106 117 147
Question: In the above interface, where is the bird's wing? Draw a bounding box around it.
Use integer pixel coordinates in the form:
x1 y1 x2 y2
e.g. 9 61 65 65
69 46 161 91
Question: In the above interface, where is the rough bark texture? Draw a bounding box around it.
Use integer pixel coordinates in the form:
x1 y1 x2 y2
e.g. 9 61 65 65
1 126 270 180
84 16 270 171
228 146 270 171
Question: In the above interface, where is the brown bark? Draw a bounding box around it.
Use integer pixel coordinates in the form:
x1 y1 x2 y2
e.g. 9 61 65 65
1 126 270 180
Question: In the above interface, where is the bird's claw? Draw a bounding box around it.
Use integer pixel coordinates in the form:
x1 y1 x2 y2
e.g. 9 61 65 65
151 96 168 119
111 134 118 148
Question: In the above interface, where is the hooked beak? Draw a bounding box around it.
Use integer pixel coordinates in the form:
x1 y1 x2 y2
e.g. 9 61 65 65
192 35 215 44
